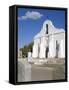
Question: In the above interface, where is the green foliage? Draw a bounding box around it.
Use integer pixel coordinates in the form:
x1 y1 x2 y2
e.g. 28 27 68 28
19 42 33 58
28 42 33 52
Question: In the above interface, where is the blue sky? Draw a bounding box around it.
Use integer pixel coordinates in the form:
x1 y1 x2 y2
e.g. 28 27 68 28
18 8 65 49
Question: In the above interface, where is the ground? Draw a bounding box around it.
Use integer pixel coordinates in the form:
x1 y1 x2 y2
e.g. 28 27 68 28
18 58 65 82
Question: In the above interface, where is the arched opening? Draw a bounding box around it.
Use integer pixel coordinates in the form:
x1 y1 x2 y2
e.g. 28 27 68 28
38 44 40 58
56 40 59 58
46 47 49 58
46 24 48 34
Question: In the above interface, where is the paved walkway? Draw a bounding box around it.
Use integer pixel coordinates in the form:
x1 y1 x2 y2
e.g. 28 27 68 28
18 58 65 82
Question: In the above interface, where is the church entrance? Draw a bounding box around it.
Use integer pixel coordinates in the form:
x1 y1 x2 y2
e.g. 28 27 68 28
46 47 49 58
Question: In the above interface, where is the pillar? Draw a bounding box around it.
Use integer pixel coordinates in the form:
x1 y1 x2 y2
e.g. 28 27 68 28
32 43 39 58
49 37 56 58
28 52 32 62
59 40 65 58
39 43 46 58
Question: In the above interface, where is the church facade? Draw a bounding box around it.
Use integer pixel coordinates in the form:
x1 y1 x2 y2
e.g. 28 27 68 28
32 20 65 59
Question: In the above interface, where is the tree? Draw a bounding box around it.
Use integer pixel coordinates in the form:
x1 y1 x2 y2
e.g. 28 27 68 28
19 42 33 58
28 42 33 52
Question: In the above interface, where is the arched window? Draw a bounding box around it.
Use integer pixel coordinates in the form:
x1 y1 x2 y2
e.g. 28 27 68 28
56 40 59 51
46 24 48 34
46 47 49 58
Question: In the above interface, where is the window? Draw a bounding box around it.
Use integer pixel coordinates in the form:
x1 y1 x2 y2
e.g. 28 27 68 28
46 24 48 34
56 40 59 51
46 47 49 58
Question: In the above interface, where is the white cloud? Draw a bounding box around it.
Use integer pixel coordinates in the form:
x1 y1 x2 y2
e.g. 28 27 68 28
18 11 43 20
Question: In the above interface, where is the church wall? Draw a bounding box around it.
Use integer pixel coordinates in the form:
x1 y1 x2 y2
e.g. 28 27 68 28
49 32 65 58
32 43 39 58
32 20 65 59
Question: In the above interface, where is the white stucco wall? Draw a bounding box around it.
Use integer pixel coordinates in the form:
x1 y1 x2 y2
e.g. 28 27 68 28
49 35 56 58
32 19 65 58
49 32 65 58
39 43 46 58
32 43 39 58
59 40 65 58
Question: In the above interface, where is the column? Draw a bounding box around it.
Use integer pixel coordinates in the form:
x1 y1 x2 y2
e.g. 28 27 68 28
32 43 39 58
28 52 32 62
39 43 46 58
49 36 56 58
59 40 65 58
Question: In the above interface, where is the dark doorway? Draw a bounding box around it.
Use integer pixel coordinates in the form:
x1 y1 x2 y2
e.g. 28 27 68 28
38 45 40 58
46 47 49 58
56 40 59 58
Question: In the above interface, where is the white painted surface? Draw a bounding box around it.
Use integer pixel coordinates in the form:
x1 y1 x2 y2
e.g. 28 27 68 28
18 59 31 82
49 36 56 58
33 20 65 58
32 43 39 58
39 43 46 58
28 52 32 58
28 52 32 61
60 40 65 58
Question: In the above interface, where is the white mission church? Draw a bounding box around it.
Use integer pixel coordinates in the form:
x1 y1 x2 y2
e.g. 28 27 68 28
31 19 65 59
